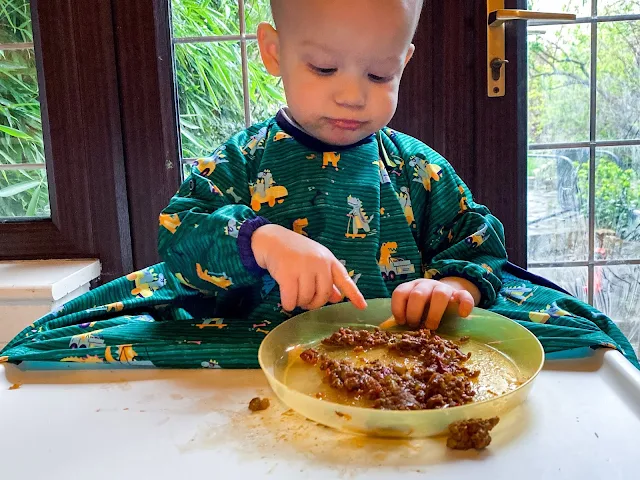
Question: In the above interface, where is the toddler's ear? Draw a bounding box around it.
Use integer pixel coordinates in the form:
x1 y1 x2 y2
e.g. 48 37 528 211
404 43 416 67
257 22 281 77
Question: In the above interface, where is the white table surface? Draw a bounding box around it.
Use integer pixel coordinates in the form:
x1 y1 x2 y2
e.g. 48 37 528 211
1 348 639 480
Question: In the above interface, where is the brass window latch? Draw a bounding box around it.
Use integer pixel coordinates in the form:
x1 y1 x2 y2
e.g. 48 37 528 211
487 0 576 97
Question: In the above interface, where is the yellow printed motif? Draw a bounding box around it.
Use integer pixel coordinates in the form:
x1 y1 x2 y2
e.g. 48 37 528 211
424 269 440 279
529 302 571 324
196 263 233 289
191 146 228 177
378 242 415 281
106 302 124 313
159 213 181 234
195 318 227 329
502 284 534 306
126 267 167 298
409 155 442 191
273 131 293 142
397 186 414 225
322 152 340 170
61 355 103 364
250 170 288 211
458 185 469 213
346 196 372 238
464 223 490 248
293 218 309 236
242 126 268 156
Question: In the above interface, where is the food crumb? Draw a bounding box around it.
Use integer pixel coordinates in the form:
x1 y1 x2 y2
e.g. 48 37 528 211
315 392 326 400
446 417 499 450
335 411 352 421
8 383 21 390
249 397 270 412
459 336 470 343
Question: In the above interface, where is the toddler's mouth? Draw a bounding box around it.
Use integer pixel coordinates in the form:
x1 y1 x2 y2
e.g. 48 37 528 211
326 118 367 131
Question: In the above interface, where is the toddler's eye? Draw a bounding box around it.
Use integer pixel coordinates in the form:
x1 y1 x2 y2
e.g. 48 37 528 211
368 74 391 83
309 64 337 76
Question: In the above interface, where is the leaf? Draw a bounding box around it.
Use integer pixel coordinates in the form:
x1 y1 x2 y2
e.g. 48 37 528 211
0 125 32 140
0 179 40 198
25 183 41 216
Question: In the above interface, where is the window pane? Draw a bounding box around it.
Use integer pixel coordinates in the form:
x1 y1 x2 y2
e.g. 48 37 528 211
528 23 591 145
0 2 48 219
528 0 592 18
171 0 240 38
593 146 640 260
596 20 640 141
529 266 589 302
0 168 49 218
528 148 590 263
247 41 285 124
598 0 640 15
174 41 245 159
0 0 32 43
245 0 274 33
594 265 640 356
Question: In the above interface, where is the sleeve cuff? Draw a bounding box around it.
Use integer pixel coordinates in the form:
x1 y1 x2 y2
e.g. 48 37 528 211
426 261 502 308
237 216 271 277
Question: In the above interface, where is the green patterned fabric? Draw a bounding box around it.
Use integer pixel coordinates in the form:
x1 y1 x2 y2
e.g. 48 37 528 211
1 115 637 369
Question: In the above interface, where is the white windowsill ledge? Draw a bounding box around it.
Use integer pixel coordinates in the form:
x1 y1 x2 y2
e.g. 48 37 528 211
0 259 101 346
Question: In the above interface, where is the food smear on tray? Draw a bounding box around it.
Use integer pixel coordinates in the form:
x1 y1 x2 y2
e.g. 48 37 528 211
284 327 522 410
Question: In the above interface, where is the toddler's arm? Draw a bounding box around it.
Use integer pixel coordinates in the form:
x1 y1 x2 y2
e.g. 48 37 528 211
157 128 267 294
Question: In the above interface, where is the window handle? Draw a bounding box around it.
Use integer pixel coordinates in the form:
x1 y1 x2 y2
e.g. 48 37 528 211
486 1 576 97
488 9 576 28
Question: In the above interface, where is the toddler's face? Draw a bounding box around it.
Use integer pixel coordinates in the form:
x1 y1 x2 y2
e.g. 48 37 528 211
259 0 419 146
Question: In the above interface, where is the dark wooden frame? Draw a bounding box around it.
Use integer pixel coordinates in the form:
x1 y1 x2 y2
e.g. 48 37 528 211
112 0 182 270
0 0 133 283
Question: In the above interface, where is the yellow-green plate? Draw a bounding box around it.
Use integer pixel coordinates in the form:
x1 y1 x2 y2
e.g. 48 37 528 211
258 298 544 438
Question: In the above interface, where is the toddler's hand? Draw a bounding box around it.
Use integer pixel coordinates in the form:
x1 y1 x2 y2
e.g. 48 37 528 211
252 224 367 312
391 279 475 330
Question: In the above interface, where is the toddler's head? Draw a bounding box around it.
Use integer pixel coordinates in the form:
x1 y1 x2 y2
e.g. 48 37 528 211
258 0 423 146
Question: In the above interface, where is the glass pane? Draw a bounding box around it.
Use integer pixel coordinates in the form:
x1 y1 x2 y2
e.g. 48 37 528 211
0 0 32 43
171 0 240 38
528 0 592 18
0 168 49 218
0 2 48 219
596 20 640 141
247 41 285 124
528 23 591 145
528 148 590 263
528 266 589 302
594 265 640 355
245 0 274 33
598 0 640 15
593 146 640 260
174 41 246 159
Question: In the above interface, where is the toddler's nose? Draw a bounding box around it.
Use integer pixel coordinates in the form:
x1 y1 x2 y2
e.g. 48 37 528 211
334 77 367 109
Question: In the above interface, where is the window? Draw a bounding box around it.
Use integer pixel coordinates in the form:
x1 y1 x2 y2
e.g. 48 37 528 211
170 0 285 177
527 0 640 351
0 0 133 282
0 0 48 218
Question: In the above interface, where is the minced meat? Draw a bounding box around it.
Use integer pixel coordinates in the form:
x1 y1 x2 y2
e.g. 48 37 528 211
321 327 391 349
248 397 270 411
302 328 478 411
446 417 500 450
300 348 319 365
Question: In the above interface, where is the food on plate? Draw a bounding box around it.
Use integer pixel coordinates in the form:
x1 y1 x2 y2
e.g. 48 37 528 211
299 328 480 410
